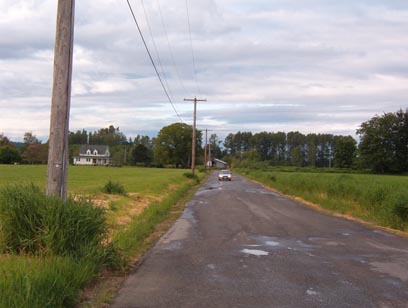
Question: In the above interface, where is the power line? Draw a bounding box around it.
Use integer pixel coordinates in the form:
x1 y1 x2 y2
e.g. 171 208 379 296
185 0 201 95
126 0 184 123
140 0 177 104
156 0 187 94
197 128 233 131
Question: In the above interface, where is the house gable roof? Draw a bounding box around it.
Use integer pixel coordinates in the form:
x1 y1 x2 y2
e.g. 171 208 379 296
79 145 109 156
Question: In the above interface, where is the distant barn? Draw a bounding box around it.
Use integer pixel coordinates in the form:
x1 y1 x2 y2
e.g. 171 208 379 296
212 158 229 169
73 145 111 166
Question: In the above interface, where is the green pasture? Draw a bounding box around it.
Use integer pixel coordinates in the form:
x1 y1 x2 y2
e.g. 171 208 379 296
237 168 408 231
0 165 188 196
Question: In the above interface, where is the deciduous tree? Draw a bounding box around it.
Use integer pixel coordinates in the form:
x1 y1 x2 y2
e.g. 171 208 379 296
154 123 202 168
23 132 39 145
0 145 21 164
22 142 48 164
0 134 10 146
357 109 408 173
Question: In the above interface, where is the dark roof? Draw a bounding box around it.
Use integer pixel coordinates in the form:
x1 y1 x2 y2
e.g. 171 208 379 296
79 145 109 155
213 158 228 165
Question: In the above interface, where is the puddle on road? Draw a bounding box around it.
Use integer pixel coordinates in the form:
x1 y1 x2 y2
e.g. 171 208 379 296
367 242 408 254
265 241 280 247
241 249 269 256
186 199 210 208
370 261 408 282
207 264 216 270
384 278 404 287
158 208 196 250
195 186 222 196
241 236 320 257
373 230 396 238
181 208 196 221
306 288 319 296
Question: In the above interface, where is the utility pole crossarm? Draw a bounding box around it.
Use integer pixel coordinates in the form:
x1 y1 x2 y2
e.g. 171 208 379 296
183 98 207 102
184 97 207 175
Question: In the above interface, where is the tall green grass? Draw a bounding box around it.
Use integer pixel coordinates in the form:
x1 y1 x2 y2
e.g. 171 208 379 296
238 168 408 231
0 184 111 259
0 256 94 308
0 183 122 308
0 166 206 307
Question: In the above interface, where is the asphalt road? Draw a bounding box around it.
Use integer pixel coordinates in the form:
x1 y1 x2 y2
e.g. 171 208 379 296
111 172 408 308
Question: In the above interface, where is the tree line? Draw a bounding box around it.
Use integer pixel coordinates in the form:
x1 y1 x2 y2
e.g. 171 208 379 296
1 109 407 173
223 109 408 173
223 131 357 169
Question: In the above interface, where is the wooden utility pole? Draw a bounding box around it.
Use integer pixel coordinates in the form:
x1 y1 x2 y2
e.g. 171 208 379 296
46 0 75 200
203 129 214 170
204 129 207 170
184 97 206 175
208 143 211 168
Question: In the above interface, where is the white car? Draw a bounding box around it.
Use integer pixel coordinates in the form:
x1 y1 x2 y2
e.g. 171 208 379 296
218 169 232 181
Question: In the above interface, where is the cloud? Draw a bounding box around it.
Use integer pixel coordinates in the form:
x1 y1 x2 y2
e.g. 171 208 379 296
1 0 407 143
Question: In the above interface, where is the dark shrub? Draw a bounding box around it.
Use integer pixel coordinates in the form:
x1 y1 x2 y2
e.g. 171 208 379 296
102 180 126 195
183 172 199 183
392 193 408 222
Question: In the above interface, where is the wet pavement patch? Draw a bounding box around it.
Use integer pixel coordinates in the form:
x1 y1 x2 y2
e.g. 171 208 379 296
250 236 319 254
306 288 319 296
241 249 269 256
370 261 408 282
265 240 280 247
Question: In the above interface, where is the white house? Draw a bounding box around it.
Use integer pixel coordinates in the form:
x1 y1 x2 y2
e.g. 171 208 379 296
73 145 111 166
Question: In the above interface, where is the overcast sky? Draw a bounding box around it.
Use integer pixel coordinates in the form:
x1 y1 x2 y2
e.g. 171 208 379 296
1 0 407 142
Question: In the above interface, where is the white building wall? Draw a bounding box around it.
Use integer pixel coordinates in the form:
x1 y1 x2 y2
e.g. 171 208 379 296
73 156 111 165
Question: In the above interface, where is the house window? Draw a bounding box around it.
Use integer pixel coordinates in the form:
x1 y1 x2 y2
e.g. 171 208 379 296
86 158 91 162
94 150 98 155
76 158 80 161
86 150 91 155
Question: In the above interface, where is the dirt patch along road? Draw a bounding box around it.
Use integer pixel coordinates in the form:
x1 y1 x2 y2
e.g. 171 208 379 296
111 172 408 308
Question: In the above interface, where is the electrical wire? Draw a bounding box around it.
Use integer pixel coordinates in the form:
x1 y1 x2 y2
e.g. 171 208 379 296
156 0 187 94
140 0 177 104
185 0 201 95
126 0 185 123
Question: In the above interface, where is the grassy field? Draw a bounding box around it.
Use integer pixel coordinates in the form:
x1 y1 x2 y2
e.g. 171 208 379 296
0 164 190 195
0 164 205 308
237 168 408 232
